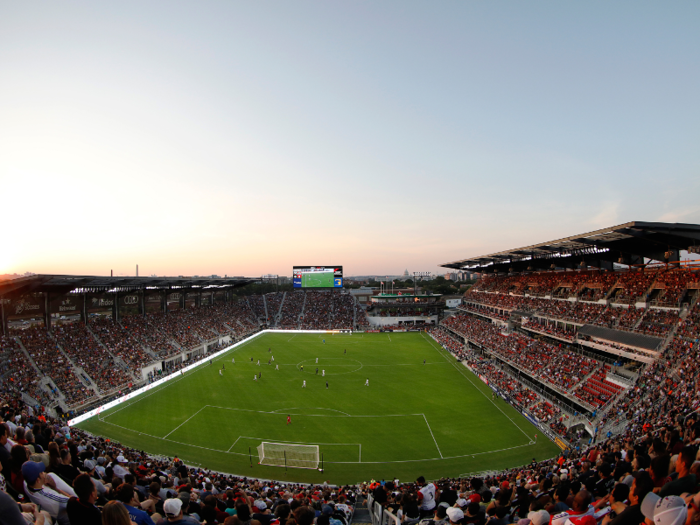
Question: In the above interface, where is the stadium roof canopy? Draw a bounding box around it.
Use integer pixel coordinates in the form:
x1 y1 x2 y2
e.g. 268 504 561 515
0 275 258 299
441 221 700 273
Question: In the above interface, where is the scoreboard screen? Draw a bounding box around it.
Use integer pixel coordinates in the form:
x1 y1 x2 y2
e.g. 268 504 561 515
293 266 343 288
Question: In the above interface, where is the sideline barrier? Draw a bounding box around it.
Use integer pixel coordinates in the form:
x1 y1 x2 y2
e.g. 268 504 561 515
67 329 348 426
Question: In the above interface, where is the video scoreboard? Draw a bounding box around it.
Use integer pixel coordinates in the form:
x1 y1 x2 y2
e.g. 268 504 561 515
293 266 343 289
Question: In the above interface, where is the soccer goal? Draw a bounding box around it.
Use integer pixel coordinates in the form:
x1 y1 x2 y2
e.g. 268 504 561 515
256 442 320 469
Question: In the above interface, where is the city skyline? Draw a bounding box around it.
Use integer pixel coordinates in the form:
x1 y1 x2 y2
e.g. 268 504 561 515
2 2 699 277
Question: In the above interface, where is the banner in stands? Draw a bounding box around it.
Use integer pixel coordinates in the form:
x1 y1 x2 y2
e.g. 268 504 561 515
521 410 541 429
554 437 569 451
50 295 83 315
86 295 115 313
145 294 162 313
119 294 139 307
8 295 44 318
119 294 140 316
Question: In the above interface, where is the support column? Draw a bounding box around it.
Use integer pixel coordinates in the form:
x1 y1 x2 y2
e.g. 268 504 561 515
1 300 7 336
114 292 120 323
45 293 51 330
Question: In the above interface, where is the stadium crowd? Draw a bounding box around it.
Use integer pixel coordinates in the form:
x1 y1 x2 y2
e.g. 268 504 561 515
443 315 598 395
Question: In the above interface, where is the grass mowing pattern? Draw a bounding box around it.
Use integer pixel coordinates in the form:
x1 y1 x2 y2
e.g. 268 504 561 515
77 332 560 483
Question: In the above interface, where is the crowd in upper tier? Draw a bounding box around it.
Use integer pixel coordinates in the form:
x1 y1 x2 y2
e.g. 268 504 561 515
464 267 700 346
2 292 365 408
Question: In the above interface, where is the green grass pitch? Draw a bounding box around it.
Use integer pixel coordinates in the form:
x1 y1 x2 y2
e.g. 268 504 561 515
76 332 560 484
301 271 335 288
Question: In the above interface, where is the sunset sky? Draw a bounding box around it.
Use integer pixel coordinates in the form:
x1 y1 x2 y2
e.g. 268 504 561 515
1 2 699 277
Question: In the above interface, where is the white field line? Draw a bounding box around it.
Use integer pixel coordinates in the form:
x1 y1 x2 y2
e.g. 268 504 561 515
270 407 351 416
227 436 242 452
96 410 534 464
163 406 208 439
99 336 260 423
98 373 188 422
287 334 296 342
421 332 533 443
207 404 423 418
422 413 443 458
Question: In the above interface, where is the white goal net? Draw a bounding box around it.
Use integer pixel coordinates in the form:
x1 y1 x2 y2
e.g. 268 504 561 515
256 442 320 469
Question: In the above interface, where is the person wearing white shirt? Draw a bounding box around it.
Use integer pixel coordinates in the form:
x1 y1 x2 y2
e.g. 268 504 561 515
23 461 76 525
113 455 130 480
417 476 438 518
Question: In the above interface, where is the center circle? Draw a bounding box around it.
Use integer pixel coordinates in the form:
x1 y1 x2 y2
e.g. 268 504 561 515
296 358 363 376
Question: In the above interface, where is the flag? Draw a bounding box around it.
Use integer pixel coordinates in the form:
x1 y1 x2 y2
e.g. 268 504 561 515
381 281 384 284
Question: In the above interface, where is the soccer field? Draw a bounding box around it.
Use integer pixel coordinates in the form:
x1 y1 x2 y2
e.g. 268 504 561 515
301 271 335 288
76 332 559 484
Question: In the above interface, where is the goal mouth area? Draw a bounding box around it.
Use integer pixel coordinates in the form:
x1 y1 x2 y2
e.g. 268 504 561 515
257 441 320 470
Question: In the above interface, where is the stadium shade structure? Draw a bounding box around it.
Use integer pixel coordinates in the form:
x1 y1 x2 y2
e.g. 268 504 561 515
0 274 258 335
441 221 700 273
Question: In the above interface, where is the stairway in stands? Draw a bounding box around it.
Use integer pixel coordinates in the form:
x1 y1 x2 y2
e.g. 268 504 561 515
351 498 371 524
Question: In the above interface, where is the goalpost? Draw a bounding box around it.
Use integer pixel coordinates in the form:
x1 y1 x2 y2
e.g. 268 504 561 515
256 442 320 469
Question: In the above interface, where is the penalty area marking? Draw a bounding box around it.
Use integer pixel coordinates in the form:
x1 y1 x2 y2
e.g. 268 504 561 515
93 406 536 465
270 407 351 416
422 414 442 458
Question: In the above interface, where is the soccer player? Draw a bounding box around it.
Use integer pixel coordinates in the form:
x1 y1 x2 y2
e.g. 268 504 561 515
259 371 262 379
300 365 304 372
423 359 426 365
275 364 279 370
322 370 325 377
323 339 325 344
302 380 306 388
257 359 260 366
219 370 223 376
222 363 225 370
254 375 257 381
232 357 235 364
326 381 329 389
287 415 291 425
268 358 271 365
316 368 319 375
344 349 346 354
210 360 212 365
250 357 253 362
271 356 274 362
316 357 318 364
365 378 369 386
269 348 271 353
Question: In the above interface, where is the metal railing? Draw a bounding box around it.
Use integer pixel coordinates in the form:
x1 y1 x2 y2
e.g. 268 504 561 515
366 495 401 525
